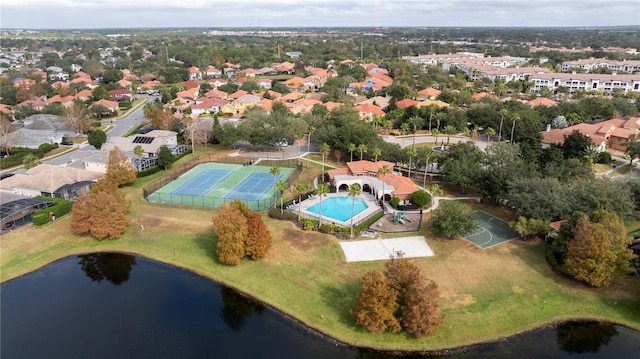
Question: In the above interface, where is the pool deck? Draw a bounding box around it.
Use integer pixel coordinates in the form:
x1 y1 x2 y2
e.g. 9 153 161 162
290 192 381 227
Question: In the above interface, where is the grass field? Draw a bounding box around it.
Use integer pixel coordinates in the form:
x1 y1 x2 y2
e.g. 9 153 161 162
1 151 639 351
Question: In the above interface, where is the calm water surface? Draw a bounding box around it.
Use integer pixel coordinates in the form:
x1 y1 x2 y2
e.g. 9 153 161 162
1 254 638 359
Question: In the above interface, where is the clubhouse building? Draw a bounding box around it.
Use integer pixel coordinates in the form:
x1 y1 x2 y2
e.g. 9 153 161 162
327 160 419 201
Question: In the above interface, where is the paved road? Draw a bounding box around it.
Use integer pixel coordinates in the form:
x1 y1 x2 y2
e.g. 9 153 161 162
382 134 489 151
46 97 150 166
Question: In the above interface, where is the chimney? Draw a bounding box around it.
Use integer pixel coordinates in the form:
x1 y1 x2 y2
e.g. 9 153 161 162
546 124 551 132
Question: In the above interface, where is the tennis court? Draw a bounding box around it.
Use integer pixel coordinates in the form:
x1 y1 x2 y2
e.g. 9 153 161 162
463 211 518 249
171 169 233 196
146 163 294 210
225 172 285 201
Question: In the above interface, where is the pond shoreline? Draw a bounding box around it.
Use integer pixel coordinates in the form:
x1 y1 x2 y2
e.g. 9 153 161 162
3 248 638 355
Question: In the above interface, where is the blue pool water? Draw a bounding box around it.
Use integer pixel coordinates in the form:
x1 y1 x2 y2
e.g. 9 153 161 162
306 196 369 222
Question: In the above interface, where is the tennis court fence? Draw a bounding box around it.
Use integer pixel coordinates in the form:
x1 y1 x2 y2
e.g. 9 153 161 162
142 154 302 211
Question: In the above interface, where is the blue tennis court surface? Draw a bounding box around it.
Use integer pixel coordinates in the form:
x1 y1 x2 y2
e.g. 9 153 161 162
171 169 233 196
225 172 284 201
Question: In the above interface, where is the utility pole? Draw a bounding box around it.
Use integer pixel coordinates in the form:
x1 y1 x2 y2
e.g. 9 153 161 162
360 40 363 60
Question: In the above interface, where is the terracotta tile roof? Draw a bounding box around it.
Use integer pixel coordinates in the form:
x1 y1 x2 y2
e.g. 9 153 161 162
395 99 419 109
527 97 557 107
204 89 228 99
354 103 385 116
280 92 303 102
91 99 118 110
418 87 441 98
176 87 198 100
472 92 492 101
324 102 344 112
257 98 273 112
47 95 75 104
182 80 199 89
0 104 12 114
267 90 282 99
229 90 248 99
71 77 94 85
74 89 92 100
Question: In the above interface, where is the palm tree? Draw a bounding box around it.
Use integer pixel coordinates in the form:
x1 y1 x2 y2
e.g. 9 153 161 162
348 183 362 239
383 119 393 135
319 142 330 182
510 113 520 144
372 147 382 162
443 125 457 145
431 128 440 146
306 125 315 168
485 127 495 145
406 146 417 178
357 143 367 161
295 182 306 221
347 143 357 162
498 108 508 143
422 147 434 187
425 183 443 209
315 183 330 228
270 166 281 206
377 165 392 203
400 122 410 147
276 180 288 213
409 116 423 147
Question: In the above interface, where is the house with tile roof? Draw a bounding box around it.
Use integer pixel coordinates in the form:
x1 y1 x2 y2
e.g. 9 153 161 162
395 99 419 109
526 97 557 107
74 89 93 102
542 117 640 154
417 87 441 101
327 160 419 201
90 99 119 115
109 89 133 102
188 66 202 81
354 103 385 122
205 66 222 79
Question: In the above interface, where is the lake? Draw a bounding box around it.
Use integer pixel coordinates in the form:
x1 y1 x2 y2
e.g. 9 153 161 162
2 253 638 358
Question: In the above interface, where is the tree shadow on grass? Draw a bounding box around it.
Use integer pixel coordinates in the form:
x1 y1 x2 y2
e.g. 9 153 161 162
317 281 361 327
192 231 218 262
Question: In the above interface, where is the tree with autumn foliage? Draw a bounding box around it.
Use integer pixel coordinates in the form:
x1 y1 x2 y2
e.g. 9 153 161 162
244 211 272 260
106 146 136 187
563 211 636 287
212 201 248 265
351 270 401 334
352 256 445 338
70 190 129 240
212 200 273 265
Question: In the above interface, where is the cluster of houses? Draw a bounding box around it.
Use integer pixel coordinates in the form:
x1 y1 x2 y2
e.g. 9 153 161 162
404 53 640 95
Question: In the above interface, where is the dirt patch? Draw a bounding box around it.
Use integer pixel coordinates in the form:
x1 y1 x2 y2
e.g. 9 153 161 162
281 227 329 251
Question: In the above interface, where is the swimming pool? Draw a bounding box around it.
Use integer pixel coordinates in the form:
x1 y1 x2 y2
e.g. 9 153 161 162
306 196 369 222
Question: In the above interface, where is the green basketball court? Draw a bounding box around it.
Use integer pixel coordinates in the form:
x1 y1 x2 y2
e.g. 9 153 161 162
463 211 518 249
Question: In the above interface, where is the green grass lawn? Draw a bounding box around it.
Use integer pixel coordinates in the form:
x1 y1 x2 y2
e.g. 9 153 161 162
2 161 639 351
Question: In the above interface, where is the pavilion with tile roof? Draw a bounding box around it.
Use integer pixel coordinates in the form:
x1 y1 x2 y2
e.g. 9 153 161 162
327 160 419 201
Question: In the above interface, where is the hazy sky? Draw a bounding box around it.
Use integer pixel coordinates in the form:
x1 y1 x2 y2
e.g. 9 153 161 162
2 0 639 29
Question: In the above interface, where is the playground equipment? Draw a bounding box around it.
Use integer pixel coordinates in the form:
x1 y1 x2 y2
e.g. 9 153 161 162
393 211 405 225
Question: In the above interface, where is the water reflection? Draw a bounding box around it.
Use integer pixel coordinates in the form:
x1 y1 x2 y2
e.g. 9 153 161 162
220 285 265 331
1 253 639 359
78 253 137 285
556 321 618 353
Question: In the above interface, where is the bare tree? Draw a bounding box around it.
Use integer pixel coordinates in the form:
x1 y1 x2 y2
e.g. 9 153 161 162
61 100 92 134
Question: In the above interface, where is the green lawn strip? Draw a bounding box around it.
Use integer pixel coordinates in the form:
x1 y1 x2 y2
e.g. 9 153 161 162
2 192 639 351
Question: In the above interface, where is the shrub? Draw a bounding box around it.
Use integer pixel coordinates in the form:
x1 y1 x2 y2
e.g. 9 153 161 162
597 151 612 164
136 166 161 178
390 197 401 209
352 210 385 236
268 208 298 221
299 218 318 230
320 223 335 234
411 190 431 208
32 196 73 226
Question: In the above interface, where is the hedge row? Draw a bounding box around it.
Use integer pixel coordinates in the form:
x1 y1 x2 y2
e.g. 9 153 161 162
31 196 73 226
352 210 385 236
0 144 59 169
136 166 161 178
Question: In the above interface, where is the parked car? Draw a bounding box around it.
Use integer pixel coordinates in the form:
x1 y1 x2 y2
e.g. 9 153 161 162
60 140 74 146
